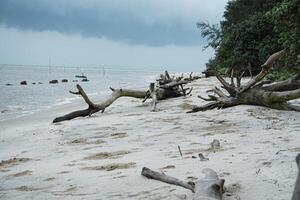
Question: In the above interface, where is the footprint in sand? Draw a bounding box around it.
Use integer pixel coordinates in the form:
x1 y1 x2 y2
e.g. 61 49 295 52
81 162 136 171
83 150 130 160
44 177 56 181
10 170 32 177
0 157 31 172
64 185 77 193
68 138 106 145
111 132 127 139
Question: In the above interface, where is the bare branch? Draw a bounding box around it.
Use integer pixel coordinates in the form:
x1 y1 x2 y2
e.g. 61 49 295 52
198 95 215 101
236 70 245 88
214 70 237 96
159 80 188 89
187 102 222 113
239 49 286 93
262 72 300 91
69 91 80 95
230 69 235 87
213 87 227 97
253 80 272 88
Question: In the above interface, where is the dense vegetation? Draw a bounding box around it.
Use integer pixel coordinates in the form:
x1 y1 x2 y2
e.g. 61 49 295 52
198 0 300 80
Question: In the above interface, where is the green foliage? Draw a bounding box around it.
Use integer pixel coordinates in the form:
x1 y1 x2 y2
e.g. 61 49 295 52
265 68 298 81
196 22 221 50
198 0 300 80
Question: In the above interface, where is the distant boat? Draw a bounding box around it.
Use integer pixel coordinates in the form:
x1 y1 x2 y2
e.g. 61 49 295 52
75 73 87 79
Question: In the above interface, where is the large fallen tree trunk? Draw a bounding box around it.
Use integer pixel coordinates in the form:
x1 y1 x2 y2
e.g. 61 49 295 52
53 71 194 123
188 49 300 113
141 167 224 200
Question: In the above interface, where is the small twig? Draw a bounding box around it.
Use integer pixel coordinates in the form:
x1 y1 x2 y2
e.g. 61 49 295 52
178 145 183 157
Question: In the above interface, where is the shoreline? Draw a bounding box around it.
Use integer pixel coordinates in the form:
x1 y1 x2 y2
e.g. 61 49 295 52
0 77 300 200
0 66 161 122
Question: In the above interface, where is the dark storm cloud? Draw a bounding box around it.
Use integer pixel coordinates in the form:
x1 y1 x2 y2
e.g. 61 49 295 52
0 0 227 46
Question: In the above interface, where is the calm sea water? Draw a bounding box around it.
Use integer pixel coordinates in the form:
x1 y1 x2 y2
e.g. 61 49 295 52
0 65 159 121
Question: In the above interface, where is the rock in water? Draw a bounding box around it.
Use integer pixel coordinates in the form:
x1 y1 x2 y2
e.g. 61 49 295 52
49 80 58 84
20 81 27 85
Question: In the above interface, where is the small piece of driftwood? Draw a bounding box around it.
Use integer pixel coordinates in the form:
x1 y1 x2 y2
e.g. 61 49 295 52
141 167 224 200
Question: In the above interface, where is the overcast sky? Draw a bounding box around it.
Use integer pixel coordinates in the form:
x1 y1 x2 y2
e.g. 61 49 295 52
0 0 228 71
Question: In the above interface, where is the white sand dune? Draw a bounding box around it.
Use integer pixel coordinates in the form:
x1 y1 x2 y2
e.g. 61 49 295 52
1 77 300 200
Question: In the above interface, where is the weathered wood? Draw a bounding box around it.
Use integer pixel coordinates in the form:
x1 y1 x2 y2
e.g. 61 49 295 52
188 50 300 113
141 167 224 200
292 154 300 200
159 80 188 89
141 167 194 191
202 68 216 78
53 85 147 123
193 168 224 200
262 72 300 92
149 83 158 112
239 49 286 93
53 71 196 123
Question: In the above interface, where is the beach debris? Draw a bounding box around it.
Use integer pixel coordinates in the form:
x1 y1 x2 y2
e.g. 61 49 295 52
5 83 13 86
49 80 58 84
178 145 183 157
198 153 209 161
149 82 157 111
202 68 216 78
188 49 300 113
20 81 27 85
38 82 43 84
53 70 197 123
32 82 36 85
61 79 68 83
183 72 201 81
72 80 78 82
292 154 300 200
211 139 221 149
160 165 175 170
141 167 224 200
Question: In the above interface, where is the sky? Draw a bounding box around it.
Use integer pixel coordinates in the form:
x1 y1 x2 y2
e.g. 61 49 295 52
0 0 228 71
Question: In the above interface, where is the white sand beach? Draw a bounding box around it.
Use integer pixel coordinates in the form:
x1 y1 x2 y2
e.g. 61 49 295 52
1 77 300 200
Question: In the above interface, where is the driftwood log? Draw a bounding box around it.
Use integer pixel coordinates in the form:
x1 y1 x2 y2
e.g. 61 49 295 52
53 71 194 123
202 68 217 78
141 167 224 200
292 154 300 200
189 49 300 113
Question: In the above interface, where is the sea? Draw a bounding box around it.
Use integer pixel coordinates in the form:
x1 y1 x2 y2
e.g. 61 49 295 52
0 65 162 121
